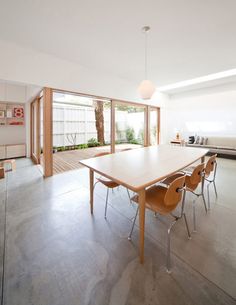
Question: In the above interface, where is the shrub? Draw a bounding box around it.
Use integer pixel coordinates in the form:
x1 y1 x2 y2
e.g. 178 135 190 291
57 146 65 152
87 138 100 147
126 127 135 143
130 139 140 145
138 129 144 144
76 144 88 149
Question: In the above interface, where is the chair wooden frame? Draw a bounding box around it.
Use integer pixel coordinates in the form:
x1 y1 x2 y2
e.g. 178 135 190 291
128 174 191 273
162 163 207 232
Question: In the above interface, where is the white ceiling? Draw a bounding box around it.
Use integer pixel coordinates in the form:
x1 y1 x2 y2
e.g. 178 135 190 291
0 0 236 88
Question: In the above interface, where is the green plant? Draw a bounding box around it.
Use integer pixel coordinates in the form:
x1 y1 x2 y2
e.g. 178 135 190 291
115 123 123 142
138 129 144 144
130 139 140 145
125 127 135 143
76 144 88 149
87 138 100 147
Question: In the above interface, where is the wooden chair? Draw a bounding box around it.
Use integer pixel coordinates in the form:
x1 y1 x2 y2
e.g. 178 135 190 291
93 152 131 218
128 174 191 273
163 163 207 232
204 154 217 209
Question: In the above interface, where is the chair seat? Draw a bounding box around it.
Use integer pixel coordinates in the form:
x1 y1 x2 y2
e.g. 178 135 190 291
97 177 119 188
131 185 175 215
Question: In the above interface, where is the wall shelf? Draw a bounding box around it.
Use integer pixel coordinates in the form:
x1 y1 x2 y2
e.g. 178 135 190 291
0 102 25 126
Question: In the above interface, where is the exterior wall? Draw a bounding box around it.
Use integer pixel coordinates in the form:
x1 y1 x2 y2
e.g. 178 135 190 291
51 104 154 147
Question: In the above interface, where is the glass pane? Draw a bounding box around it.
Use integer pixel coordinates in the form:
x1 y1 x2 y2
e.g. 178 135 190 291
52 92 111 174
150 108 158 145
115 103 145 151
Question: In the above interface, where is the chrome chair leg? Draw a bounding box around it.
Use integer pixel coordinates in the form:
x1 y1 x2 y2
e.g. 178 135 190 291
180 188 187 216
167 219 177 273
193 200 197 232
128 206 139 240
202 193 208 213
207 183 211 210
213 181 218 198
104 188 109 219
183 213 191 239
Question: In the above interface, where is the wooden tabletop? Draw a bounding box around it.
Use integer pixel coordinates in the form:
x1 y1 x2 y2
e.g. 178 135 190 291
79 145 209 191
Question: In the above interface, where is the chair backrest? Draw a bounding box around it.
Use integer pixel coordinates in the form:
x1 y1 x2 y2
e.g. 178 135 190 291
205 154 217 177
189 162 205 185
94 152 110 157
164 174 185 207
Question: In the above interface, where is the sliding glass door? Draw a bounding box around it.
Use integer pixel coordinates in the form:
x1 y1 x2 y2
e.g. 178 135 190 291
52 91 111 174
31 89 160 176
150 107 160 145
114 102 146 152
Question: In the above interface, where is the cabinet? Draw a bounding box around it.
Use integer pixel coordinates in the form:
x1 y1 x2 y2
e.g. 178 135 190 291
0 144 26 160
0 146 6 159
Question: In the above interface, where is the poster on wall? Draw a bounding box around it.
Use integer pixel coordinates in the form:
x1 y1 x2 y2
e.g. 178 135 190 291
14 107 24 118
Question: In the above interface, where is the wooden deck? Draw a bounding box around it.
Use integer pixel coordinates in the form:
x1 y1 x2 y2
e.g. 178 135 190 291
53 144 141 174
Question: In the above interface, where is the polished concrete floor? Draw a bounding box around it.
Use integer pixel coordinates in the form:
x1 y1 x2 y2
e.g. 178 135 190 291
0 157 236 305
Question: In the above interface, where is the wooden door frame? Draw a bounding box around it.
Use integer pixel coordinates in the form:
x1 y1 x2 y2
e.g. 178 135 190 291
149 106 161 146
43 87 53 177
111 101 150 149
30 88 53 177
30 97 40 164
53 89 161 152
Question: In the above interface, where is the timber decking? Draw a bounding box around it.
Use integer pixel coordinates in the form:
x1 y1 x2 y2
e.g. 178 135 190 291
53 144 141 174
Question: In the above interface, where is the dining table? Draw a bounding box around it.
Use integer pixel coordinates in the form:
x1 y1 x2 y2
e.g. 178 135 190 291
79 144 209 263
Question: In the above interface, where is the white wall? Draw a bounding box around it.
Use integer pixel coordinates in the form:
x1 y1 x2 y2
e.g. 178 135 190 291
0 39 146 104
165 82 236 142
0 83 26 147
0 39 169 153
0 82 39 156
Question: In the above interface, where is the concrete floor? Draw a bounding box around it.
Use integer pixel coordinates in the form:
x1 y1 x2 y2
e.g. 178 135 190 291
0 157 236 305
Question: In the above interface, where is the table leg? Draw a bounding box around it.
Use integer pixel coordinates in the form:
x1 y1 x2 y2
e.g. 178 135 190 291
138 189 146 264
89 169 94 214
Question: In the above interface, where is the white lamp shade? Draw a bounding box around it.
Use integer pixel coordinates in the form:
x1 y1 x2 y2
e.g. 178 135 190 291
137 80 156 99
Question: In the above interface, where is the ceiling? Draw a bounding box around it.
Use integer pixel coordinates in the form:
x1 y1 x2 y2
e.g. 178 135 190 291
0 0 236 88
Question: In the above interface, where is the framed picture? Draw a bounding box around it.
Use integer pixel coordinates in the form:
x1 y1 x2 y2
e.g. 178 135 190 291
14 107 24 118
0 110 5 118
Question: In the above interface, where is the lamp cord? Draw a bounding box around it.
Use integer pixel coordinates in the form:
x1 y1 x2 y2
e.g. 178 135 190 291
145 30 147 79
